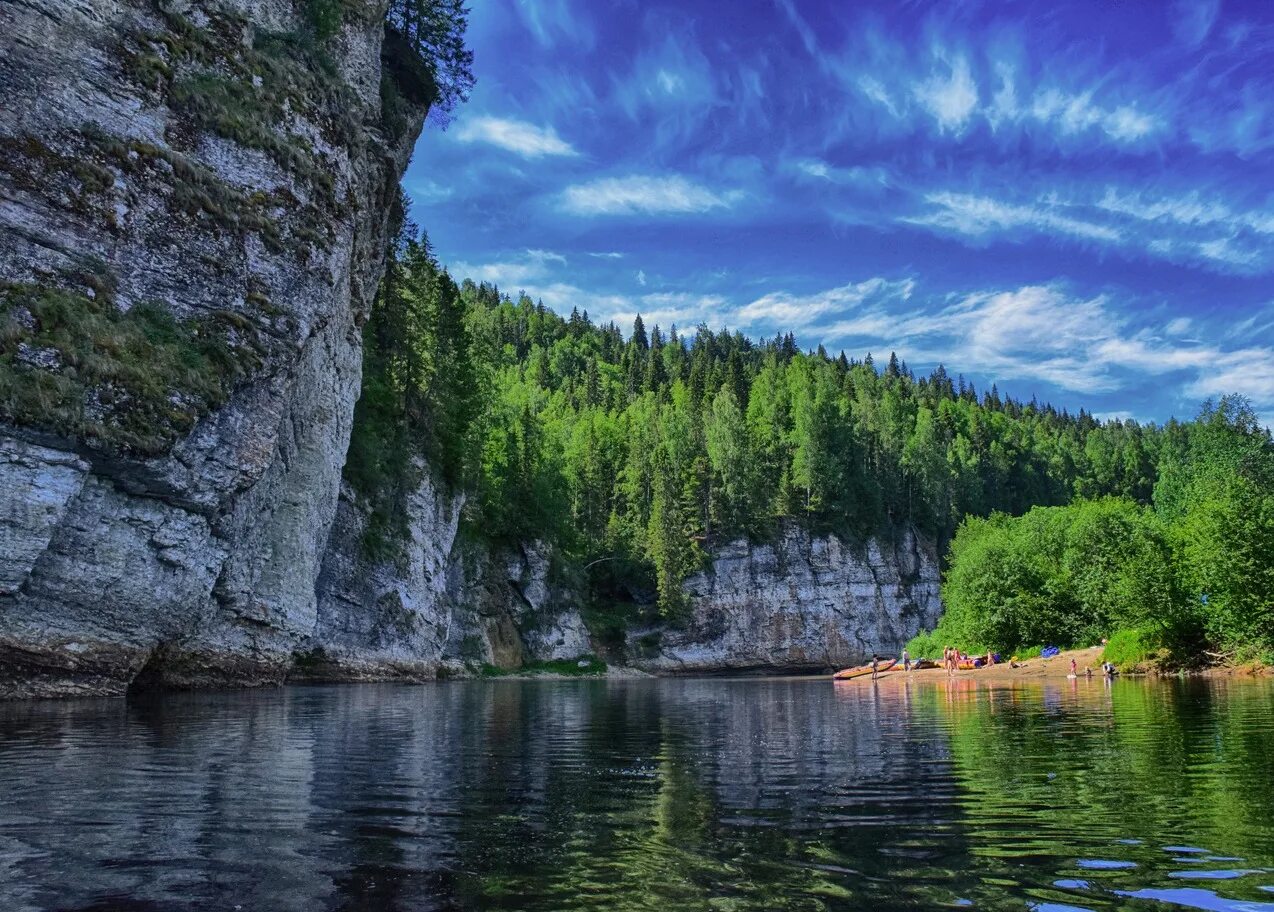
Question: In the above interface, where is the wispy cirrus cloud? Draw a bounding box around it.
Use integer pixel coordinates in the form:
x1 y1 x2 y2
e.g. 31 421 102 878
559 175 737 216
454 116 579 158
904 192 1121 245
735 278 915 329
451 249 568 287
900 186 1274 274
841 36 1167 147
795 281 1274 413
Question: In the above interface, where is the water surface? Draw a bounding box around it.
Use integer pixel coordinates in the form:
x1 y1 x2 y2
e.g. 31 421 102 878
1 677 1271 911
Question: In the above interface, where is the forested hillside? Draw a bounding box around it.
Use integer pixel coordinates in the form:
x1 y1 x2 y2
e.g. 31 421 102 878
347 226 1184 618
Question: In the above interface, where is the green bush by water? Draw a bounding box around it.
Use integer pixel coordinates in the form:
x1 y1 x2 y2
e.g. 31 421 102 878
1101 628 1163 671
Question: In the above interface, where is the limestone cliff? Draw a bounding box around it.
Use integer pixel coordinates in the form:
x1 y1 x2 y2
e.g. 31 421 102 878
634 526 942 674
309 474 592 680
0 0 427 697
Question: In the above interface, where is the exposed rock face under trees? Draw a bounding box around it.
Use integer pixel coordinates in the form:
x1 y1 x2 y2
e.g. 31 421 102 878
638 526 941 674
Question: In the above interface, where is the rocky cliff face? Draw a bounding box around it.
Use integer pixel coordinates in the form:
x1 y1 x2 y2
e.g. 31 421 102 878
310 473 593 680
0 0 426 697
635 526 942 674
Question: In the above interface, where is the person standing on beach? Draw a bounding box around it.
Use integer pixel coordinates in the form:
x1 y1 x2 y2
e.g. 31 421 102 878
902 647 911 672
871 655 880 680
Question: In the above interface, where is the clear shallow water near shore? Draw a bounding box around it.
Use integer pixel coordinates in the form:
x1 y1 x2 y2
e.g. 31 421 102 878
0 677 1271 912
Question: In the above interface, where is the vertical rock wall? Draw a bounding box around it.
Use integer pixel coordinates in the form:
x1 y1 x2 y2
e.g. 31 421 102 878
634 525 942 674
0 0 426 697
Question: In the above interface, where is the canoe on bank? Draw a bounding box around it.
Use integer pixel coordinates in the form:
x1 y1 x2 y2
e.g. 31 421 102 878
833 659 898 680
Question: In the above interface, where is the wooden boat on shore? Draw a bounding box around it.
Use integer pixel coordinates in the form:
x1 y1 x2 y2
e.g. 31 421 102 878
833 658 898 680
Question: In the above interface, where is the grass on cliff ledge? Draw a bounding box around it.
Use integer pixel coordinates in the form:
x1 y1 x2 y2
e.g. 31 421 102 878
0 282 260 454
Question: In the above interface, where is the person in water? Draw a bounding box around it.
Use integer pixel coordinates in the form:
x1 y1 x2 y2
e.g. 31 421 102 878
1070 657 1078 676
871 655 880 680
902 648 911 672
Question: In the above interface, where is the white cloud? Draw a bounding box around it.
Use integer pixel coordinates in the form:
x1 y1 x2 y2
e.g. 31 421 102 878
403 178 452 204
914 55 979 133
454 116 578 158
900 187 1272 274
560 175 735 216
1096 189 1274 235
736 278 915 329
608 293 731 334
904 192 1121 243
1025 89 1161 143
792 159 890 191
636 269 647 286
587 251 625 259
857 76 900 117
739 278 1274 413
988 64 1019 131
451 249 566 287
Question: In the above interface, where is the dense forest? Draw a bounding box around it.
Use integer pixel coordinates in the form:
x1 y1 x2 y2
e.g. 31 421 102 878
341 226 1270 647
913 397 1274 666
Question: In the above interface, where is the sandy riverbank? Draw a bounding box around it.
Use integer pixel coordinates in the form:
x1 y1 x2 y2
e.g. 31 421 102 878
844 647 1270 683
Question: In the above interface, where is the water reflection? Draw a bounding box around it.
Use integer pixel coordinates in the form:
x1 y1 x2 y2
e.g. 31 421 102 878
0 678 1270 911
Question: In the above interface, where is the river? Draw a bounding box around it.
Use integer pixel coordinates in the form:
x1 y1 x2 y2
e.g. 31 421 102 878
0 677 1271 911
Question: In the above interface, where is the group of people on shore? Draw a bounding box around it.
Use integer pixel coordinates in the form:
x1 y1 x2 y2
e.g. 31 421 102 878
941 646 994 676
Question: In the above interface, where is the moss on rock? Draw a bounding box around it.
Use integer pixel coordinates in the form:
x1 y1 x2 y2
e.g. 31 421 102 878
0 281 263 455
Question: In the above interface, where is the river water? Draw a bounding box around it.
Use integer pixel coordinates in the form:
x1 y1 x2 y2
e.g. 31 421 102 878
0 677 1271 911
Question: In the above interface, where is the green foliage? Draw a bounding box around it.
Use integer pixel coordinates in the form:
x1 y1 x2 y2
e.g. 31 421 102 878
581 600 649 660
345 222 479 560
305 0 346 41
922 397 1274 663
385 0 475 121
0 282 259 454
1159 397 1274 655
1102 627 1163 671
936 498 1179 654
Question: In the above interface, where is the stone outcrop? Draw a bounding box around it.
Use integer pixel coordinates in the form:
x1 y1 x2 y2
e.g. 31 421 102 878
0 0 427 697
309 475 593 681
635 526 942 674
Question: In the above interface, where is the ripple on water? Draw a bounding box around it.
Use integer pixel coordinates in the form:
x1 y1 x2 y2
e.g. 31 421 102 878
1169 870 1263 880
1077 859 1138 870
1115 887 1274 912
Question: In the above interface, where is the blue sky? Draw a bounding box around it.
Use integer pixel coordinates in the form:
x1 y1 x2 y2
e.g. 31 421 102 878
403 0 1274 424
